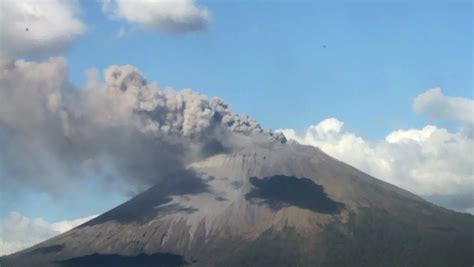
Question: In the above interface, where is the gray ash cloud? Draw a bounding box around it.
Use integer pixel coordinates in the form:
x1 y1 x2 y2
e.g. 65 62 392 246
0 58 285 194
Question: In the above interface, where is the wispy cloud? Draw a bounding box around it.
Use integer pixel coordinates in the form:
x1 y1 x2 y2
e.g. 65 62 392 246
115 27 127 38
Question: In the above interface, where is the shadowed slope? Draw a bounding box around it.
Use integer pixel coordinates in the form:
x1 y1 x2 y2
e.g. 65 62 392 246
246 175 343 213
81 170 209 227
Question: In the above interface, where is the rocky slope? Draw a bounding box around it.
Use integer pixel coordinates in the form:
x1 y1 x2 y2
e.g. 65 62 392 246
2 140 473 266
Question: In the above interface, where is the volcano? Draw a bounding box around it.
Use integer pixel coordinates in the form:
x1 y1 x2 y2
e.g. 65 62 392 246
2 140 473 266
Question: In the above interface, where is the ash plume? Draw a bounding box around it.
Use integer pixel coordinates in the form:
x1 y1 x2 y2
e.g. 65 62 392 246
0 58 285 194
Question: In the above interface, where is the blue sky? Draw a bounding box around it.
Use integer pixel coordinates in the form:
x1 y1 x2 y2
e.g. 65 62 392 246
64 0 472 139
0 0 473 251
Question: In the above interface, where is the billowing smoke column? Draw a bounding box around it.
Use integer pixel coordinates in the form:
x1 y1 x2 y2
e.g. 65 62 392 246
0 58 285 194
98 64 286 141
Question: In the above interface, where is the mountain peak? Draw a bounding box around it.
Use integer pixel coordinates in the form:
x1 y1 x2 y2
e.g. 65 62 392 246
2 142 473 267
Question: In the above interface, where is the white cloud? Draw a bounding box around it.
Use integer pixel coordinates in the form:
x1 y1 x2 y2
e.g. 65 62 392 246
459 207 474 214
102 0 211 33
413 87 474 127
50 215 97 233
278 89 474 212
0 0 85 59
280 120 473 210
0 212 97 256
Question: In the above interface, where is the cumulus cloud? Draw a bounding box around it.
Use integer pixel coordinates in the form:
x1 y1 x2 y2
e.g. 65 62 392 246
279 93 474 213
413 88 474 130
0 0 85 59
102 0 211 33
0 212 97 256
0 57 284 195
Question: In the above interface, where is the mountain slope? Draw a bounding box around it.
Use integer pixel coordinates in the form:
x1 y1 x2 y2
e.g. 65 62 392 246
2 141 473 266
